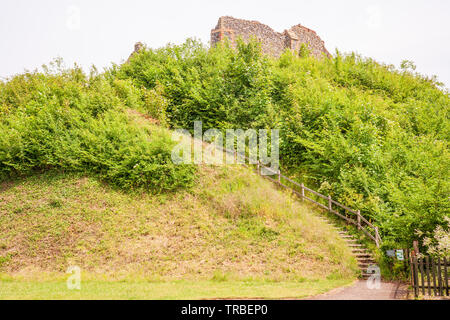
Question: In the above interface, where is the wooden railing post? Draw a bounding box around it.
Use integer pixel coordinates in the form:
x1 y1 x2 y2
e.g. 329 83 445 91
413 257 419 298
374 226 380 248
409 253 414 287
419 258 425 296
437 257 443 296
278 170 281 183
444 257 448 296
301 183 305 201
426 256 431 296
257 162 260 175
431 258 437 296
357 210 361 230
328 195 332 212
413 240 420 256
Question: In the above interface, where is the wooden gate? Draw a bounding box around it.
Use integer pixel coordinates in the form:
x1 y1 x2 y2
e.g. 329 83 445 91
408 254 449 298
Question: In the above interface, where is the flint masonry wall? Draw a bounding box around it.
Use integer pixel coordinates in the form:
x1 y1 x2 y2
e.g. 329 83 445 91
211 16 330 58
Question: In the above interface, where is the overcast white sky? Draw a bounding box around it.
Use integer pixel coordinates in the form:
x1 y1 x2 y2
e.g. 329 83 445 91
1 0 449 88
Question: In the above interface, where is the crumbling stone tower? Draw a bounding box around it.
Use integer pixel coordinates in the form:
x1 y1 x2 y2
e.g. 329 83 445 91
211 16 330 58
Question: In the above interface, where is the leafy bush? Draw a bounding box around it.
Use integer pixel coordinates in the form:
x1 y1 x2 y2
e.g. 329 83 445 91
418 216 450 258
114 39 276 131
116 39 449 249
0 61 196 192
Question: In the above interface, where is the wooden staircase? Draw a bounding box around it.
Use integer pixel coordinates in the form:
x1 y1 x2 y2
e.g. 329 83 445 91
322 219 377 279
339 230 377 279
217 147 383 278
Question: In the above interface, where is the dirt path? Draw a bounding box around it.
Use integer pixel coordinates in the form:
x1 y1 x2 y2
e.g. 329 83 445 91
307 280 409 300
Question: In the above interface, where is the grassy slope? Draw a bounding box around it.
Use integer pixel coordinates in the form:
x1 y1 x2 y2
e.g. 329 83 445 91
0 114 358 299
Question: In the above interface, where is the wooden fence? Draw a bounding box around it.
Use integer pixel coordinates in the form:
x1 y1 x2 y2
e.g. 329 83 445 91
219 147 382 247
408 254 449 298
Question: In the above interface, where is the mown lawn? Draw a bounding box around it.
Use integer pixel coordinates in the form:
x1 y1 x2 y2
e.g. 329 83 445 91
0 277 354 300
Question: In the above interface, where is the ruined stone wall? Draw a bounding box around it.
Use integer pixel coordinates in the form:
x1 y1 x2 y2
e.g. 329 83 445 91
211 16 285 56
211 16 330 58
127 42 144 62
287 25 330 57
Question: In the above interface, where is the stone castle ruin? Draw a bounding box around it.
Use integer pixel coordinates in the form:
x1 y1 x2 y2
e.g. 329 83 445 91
211 16 330 58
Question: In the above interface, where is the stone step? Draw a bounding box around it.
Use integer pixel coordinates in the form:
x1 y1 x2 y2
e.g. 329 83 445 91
358 259 376 263
360 272 377 277
358 263 377 268
352 251 369 254
357 259 375 263
358 264 376 268
357 256 375 260
357 259 376 263
334 225 378 278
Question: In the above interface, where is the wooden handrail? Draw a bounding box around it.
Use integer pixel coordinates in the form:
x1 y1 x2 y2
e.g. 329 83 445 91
255 161 381 247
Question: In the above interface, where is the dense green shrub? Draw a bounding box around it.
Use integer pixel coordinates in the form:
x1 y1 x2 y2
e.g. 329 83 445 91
0 61 196 192
116 39 449 249
115 39 277 131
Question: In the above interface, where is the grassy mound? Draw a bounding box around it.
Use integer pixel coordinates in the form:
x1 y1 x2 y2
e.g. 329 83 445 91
0 57 361 298
0 101 357 298
0 165 357 281
0 151 358 298
2 40 448 249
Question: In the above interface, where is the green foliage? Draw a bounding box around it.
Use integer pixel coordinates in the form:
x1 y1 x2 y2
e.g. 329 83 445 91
117 39 449 248
1 38 448 250
0 60 196 192
114 38 277 131
271 51 449 249
418 216 450 258
142 83 169 125
298 43 310 58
